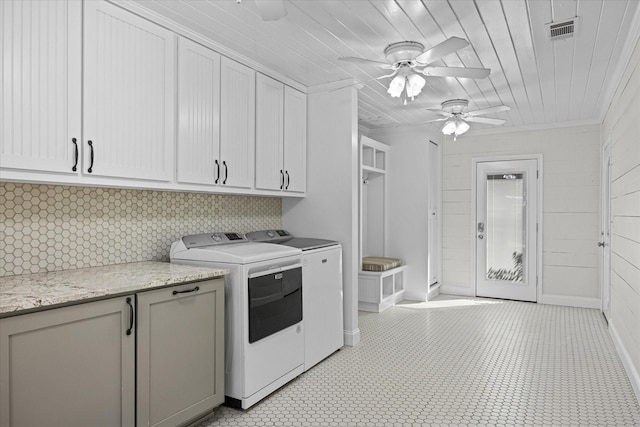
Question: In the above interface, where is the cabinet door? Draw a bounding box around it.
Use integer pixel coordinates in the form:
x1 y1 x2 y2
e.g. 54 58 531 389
283 86 307 193
0 0 82 174
220 57 255 189
177 37 221 185
0 296 135 427
255 74 284 191
137 279 225 427
83 1 175 181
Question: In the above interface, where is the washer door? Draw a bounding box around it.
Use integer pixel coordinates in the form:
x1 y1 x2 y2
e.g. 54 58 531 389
248 267 302 343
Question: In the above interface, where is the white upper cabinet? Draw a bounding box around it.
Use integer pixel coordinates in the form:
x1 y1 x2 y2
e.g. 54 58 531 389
283 86 307 193
255 74 306 193
219 57 255 189
1 0 305 197
0 0 82 175
177 37 221 186
83 1 175 181
255 74 285 191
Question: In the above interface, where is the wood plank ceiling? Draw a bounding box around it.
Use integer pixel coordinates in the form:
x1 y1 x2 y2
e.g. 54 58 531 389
125 0 640 134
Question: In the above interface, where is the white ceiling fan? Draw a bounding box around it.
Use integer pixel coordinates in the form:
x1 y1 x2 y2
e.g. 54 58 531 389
338 37 491 104
425 99 510 140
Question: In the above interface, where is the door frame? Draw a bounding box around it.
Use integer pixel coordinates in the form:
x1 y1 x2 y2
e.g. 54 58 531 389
471 154 544 302
600 141 612 320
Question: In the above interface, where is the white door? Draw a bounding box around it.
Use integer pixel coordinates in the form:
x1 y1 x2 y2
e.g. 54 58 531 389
476 159 538 302
283 86 307 193
83 1 175 181
428 140 441 289
600 143 612 320
0 0 82 174
176 37 221 186
255 74 284 191
219 57 255 188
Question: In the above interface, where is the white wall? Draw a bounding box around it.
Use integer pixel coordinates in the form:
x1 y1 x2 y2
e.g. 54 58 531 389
367 126 442 301
602 37 640 399
440 124 601 307
283 87 360 346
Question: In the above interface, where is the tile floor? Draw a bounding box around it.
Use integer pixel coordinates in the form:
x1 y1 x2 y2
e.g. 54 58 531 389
199 295 640 426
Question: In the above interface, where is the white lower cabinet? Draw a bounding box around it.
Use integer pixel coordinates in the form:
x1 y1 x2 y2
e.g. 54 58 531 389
0 296 136 427
0 279 224 427
137 279 225 427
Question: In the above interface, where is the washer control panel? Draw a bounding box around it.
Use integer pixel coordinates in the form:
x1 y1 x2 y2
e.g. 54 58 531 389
245 229 292 243
182 232 248 249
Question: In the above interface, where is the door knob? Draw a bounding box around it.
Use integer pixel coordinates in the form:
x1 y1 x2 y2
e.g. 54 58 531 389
597 241 605 247
478 234 484 240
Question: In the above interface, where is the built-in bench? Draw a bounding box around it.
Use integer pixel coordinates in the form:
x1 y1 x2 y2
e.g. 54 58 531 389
358 257 406 312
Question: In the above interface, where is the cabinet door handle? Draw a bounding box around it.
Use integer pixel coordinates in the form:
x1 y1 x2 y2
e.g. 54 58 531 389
71 138 78 171
87 140 94 173
126 297 134 336
285 171 290 190
172 286 200 295
280 170 284 189
215 159 220 184
223 161 228 184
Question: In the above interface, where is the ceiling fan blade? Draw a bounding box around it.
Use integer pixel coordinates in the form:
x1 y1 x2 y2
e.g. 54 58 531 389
421 66 491 79
254 0 287 21
465 116 506 125
426 109 453 117
423 117 449 123
328 71 398 92
338 56 394 69
415 36 469 65
466 105 511 116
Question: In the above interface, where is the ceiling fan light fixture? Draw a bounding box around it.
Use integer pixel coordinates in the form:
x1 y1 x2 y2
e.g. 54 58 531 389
405 73 425 98
387 75 406 97
441 118 470 141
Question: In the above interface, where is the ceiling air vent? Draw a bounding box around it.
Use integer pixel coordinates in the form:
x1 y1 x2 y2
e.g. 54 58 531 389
546 18 577 41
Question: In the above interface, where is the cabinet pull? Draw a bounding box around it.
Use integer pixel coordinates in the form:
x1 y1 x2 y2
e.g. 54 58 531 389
87 140 94 173
215 159 220 184
223 161 228 184
172 286 200 295
280 170 284 189
126 297 134 336
71 138 78 171
285 171 290 190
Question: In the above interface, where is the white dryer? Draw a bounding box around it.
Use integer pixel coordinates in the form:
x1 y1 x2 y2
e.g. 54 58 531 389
246 230 344 371
170 232 304 409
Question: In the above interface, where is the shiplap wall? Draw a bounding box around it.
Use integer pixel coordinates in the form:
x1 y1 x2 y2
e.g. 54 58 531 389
602 38 640 397
441 124 601 305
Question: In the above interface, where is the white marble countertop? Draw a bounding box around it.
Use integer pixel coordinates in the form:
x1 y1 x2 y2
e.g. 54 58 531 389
0 261 229 317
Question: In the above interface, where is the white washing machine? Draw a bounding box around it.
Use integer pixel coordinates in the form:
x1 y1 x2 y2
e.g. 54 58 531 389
246 230 344 370
170 232 304 409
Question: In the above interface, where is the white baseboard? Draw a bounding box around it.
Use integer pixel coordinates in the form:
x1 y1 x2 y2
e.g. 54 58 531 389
440 284 474 297
343 328 361 347
609 321 640 403
540 294 600 309
402 290 428 302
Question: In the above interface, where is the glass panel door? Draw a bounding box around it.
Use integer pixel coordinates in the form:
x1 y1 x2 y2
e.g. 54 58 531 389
476 159 538 302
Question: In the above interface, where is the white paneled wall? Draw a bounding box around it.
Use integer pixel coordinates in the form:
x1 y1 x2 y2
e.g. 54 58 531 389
602 37 640 399
441 125 601 305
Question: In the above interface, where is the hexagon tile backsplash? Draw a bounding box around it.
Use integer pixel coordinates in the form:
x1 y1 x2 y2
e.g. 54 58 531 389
0 183 282 277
